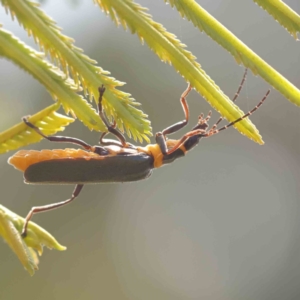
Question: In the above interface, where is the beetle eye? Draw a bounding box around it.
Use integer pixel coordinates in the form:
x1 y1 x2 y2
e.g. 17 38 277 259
192 122 209 131
191 111 211 131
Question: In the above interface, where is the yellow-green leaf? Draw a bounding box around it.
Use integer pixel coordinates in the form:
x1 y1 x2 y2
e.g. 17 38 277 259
96 0 264 144
0 204 66 276
254 0 300 39
1 0 152 143
164 0 300 107
0 102 74 153
0 27 104 131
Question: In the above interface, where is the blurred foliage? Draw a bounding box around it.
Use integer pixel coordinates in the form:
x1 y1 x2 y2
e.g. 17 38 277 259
0 205 66 275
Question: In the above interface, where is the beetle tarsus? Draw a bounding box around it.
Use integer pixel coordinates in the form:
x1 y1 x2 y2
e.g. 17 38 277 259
98 84 106 99
21 229 27 238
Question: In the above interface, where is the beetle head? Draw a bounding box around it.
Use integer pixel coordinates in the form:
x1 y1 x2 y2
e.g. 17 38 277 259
191 111 211 133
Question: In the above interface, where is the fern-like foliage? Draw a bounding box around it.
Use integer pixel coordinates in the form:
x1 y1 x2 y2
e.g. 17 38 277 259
0 204 66 275
163 0 300 107
254 0 300 39
0 27 103 128
1 0 300 148
1 0 152 144
0 103 74 154
96 0 265 144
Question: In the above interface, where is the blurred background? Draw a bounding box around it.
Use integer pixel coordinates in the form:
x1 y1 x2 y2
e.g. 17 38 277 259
0 0 299 299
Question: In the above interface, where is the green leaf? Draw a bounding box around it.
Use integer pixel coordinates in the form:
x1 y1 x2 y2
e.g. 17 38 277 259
0 27 104 132
1 0 152 143
0 205 66 276
254 0 300 39
0 102 74 154
96 0 264 144
163 0 300 108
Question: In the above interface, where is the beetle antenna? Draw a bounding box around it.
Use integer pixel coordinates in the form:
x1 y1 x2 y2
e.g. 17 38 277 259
213 69 248 128
205 89 270 137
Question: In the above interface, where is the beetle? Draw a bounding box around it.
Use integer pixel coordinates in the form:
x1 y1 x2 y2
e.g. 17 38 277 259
8 70 270 237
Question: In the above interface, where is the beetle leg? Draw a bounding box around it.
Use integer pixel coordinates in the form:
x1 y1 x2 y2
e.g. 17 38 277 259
99 119 123 147
23 117 93 150
155 132 168 155
21 184 84 238
165 129 205 155
97 85 127 147
156 84 194 155
162 84 192 137
100 132 123 147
